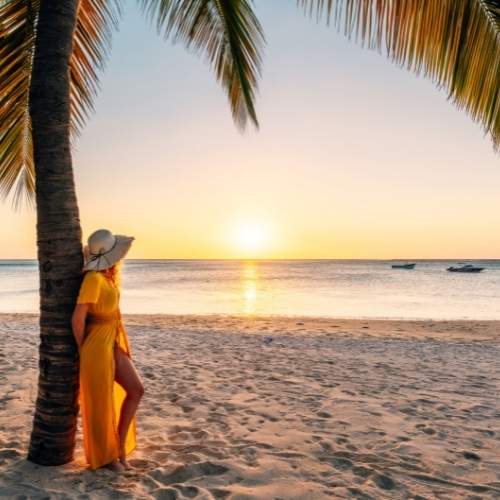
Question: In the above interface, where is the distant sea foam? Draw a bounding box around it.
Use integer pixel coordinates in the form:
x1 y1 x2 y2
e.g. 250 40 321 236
1 259 499 320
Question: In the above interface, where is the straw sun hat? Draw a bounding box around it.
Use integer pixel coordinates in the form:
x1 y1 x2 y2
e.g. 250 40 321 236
83 229 134 272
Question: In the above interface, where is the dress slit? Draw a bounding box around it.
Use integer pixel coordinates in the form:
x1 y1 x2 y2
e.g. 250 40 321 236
111 335 121 456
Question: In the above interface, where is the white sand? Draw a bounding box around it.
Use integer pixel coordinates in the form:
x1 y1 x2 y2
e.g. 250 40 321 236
1 313 500 499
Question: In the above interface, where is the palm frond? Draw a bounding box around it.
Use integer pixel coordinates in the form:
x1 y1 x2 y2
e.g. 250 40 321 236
140 0 264 130
299 0 500 152
0 0 38 208
0 0 119 208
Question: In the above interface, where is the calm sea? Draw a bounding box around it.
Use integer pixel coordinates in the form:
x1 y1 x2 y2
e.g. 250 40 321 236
0 260 499 320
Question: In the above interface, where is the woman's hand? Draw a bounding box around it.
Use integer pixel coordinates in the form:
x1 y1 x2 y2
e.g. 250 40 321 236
72 303 90 352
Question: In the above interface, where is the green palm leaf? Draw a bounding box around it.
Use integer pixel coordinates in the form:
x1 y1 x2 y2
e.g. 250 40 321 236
0 0 37 208
299 0 500 151
0 0 119 207
140 0 264 129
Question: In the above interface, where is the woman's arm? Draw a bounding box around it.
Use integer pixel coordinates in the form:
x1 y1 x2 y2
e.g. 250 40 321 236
72 303 90 351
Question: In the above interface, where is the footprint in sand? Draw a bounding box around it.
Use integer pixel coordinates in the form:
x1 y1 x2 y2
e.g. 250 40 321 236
173 484 200 498
316 411 332 418
152 451 171 461
325 456 353 470
462 451 481 461
209 488 231 499
0 448 21 463
415 424 436 435
373 473 397 491
152 487 178 499
352 465 373 478
150 461 229 485
169 431 191 441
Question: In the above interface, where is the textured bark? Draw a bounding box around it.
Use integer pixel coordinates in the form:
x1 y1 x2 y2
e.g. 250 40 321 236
27 1 83 466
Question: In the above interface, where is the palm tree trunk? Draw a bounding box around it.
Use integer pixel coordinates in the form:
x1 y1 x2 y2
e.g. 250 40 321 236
27 1 83 466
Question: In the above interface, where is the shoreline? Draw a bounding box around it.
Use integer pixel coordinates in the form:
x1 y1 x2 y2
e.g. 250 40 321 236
3 312 500 341
1 313 499 498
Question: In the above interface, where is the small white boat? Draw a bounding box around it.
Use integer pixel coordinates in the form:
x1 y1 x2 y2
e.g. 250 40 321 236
391 263 416 269
447 264 484 273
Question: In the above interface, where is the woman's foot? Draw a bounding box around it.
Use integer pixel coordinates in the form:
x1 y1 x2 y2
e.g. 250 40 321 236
104 459 125 473
119 456 133 470
119 448 133 470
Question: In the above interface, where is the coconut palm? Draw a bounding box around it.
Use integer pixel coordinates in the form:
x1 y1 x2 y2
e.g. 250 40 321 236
1 0 263 465
0 0 498 467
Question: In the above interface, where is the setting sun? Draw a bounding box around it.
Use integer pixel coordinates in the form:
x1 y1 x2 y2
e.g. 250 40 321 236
232 222 269 255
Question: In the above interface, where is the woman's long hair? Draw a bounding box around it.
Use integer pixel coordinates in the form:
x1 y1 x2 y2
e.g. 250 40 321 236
100 261 122 288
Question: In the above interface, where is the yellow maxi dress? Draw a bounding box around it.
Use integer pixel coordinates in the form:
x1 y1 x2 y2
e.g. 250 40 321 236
77 270 137 470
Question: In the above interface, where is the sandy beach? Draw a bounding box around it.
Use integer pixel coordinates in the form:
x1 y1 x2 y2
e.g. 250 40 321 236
1 313 500 499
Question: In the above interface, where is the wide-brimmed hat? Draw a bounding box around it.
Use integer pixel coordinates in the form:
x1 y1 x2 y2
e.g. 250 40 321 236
83 229 134 271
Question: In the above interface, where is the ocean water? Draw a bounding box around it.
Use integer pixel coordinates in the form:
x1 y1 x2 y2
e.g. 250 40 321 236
0 260 499 320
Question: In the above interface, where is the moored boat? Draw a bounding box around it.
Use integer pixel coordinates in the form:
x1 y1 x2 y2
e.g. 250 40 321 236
391 263 416 269
447 264 484 273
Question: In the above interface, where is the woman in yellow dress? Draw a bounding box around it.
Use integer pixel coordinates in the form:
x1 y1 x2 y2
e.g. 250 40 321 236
71 229 144 472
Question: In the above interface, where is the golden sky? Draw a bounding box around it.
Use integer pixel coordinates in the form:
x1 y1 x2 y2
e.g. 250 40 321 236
1 3 499 259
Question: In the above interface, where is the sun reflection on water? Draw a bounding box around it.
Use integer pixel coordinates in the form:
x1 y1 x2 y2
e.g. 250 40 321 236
241 261 258 314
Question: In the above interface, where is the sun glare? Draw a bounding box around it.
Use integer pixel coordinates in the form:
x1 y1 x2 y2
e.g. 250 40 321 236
233 222 268 255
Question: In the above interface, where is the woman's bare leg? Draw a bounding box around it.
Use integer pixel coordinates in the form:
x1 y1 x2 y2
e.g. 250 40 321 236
114 344 144 468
